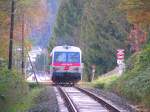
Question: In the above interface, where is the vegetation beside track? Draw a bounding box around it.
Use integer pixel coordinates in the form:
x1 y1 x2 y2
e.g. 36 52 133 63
0 67 43 112
92 75 119 89
92 45 150 109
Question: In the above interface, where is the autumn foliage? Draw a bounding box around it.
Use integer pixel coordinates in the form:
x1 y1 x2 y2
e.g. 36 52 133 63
120 0 150 52
128 24 147 52
0 0 48 59
120 0 150 27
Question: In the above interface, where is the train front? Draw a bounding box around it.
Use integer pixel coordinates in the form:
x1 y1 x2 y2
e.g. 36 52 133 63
51 46 82 84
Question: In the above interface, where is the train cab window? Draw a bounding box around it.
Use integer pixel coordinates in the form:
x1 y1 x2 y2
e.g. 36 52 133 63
68 52 80 63
54 52 80 63
54 52 67 63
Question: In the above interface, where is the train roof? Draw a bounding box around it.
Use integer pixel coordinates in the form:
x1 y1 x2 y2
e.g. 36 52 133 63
52 46 81 53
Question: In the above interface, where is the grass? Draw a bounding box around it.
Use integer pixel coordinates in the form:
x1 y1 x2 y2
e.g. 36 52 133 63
10 87 43 112
92 74 119 89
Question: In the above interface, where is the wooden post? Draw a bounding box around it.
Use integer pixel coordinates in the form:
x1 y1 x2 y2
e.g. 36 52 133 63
21 14 25 75
8 0 15 69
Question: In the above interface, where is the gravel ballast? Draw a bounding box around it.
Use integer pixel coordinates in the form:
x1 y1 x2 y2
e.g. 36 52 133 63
81 86 136 112
28 86 59 112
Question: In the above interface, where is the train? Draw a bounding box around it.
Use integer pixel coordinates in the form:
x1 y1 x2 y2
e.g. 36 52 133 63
49 45 83 84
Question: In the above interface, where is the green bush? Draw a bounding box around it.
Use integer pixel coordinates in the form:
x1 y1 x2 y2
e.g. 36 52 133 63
93 46 150 108
0 68 29 112
113 68 150 106
111 46 150 107
0 68 44 112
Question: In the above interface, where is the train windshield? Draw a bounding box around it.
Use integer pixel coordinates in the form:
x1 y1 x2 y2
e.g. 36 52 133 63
54 52 80 63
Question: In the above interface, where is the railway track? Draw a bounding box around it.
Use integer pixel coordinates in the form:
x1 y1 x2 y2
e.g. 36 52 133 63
55 86 126 112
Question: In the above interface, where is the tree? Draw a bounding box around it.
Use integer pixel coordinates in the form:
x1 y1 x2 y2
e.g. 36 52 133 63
120 0 150 29
120 0 150 52
128 24 147 52
0 0 49 70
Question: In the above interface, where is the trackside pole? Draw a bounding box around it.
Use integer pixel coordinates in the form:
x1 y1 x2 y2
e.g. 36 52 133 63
27 52 39 86
8 0 15 70
91 64 96 81
25 47 39 86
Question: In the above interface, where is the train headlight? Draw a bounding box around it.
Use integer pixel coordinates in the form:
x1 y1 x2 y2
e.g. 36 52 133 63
53 67 59 72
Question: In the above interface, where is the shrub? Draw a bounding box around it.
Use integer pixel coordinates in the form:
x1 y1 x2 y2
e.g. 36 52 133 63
112 46 150 107
0 68 28 112
93 46 150 108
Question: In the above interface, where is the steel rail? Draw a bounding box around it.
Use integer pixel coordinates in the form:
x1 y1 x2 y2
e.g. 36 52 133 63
75 86 122 112
57 86 79 112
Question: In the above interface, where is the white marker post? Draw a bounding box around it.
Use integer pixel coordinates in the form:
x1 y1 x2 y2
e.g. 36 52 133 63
91 65 96 81
117 49 125 75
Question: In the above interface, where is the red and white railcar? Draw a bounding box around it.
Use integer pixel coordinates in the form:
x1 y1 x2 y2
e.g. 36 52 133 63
49 45 82 84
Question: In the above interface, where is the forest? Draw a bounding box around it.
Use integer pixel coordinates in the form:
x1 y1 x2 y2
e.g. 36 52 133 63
49 0 129 78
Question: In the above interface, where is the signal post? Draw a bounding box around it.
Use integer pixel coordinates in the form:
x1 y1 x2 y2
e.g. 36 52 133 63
117 49 125 75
